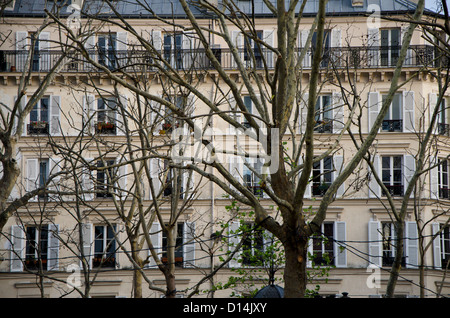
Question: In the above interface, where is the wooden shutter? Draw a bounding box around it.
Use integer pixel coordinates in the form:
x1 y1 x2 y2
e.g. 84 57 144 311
333 155 345 198
26 158 39 201
183 222 196 268
82 94 95 135
39 32 50 71
148 222 161 268
299 29 311 67
299 93 309 133
149 158 162 199
263 30 274 68
405 221 419 269
10 225 25 272
82 158 94 201
368 155 381 198
116 31 128 69
430 156 439 200
48 157 62 201
80 223 93 269
367 28 380 67
334 221 347 268
15 31 28 72
47 224 60 271
432 223 442 269
368 220 382 267
229 155 243 192
116 156 128 200
403 155 416 192
368 92 380 132
228 221 241 268
403 91 415 132
50 95 61 136
116 95 127 136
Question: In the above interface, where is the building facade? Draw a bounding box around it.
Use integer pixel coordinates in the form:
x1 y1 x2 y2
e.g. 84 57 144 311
0 0 449 298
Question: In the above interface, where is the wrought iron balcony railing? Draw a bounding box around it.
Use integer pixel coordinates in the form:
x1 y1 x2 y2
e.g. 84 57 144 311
0 45 443 73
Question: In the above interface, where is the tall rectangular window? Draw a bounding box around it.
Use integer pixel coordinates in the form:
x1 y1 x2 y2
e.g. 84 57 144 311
382 94 402 132
96 159 115 198
381 222 405 267
96 97 117 135
312 156 333 196
243 157 264 197
94 225 116 268
98 33 117 69
439 159 449 199
441 225 450 269
381 156 403 196
162 223 184 267
242 222 264 266
29 97 50 135
311 222 334 266
25 225 48 271
380 28 400 66
314 95 332 133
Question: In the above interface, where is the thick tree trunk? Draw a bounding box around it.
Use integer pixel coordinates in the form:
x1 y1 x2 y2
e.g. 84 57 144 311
283 231 308 298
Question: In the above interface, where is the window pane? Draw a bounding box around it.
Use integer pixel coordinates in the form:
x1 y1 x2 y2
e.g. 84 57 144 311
40 98 49 123
392 94 401 120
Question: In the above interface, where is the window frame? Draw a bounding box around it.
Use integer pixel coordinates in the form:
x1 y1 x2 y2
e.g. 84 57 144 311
314 94 333 133
381 155 403 196
24 224 49 271
93 224 117 268
96 159 116 198
312 156 333 197
382 93 403 132
29 97 50 135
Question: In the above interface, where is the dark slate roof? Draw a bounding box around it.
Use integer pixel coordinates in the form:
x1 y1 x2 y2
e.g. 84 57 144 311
3 0 426 18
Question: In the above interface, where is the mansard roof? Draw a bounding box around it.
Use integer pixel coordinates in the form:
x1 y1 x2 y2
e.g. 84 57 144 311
3 0 430 19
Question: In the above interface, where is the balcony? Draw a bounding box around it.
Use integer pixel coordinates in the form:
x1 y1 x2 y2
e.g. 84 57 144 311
0 45 440 74
27 121 49 135
382 120 403 132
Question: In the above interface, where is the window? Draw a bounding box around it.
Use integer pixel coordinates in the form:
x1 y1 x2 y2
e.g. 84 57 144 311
440 225 450 269
96 159 115 198
382 94 402 132
312 156 333 196
161 95 186 134
162 223 184 267
243 31 263 68
97 33 117 69
243 157 264 197
314 95 333 133
96 97 117 135
164 33 183 69
243 96 253 129
438 98 449 136
380 28 400 66
93 225 116 268
381 156 403 196
241 222 264 266
311 30 331 67
381 222 405 267
311 223 334 266
28 97 49 135
25 225 48 271
438 159 449 199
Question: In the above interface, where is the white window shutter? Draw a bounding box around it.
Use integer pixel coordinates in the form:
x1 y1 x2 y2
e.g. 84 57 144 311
368 155 381 198
333 155 345 198
299 93 309 134
332 92 345 133
116 31 128 68
228 221 241 268
38 32 50 71
149 158 162 199
82 94 95 135
403 91 415 133
228 96 240 135
10 225 25 272
16 31 28 72
229 155 243 192
183 222 196 268
334 221 347 268
82 158 94 201
368 220 382 267
367 28 380 67
405 221 419 269
80 223 93 269
403 155 415 192
48 157 62 201
85 35 96 70
26 158 39 200
429 93 438 134
13 95 27 136
117 94 127 136
148 222 161 268
9 150 22 201
47 224 60 271
307 235 313 268
50 95 61 136
263 30 274 68
368 92 380 132
299 156 311 198
432 223 442 269
299 29 311 67
231 31 243 68
430 157 439 200
116 156 128 199
331 28 342 48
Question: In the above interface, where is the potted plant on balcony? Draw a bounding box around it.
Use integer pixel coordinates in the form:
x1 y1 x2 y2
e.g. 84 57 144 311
31 121 47 128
